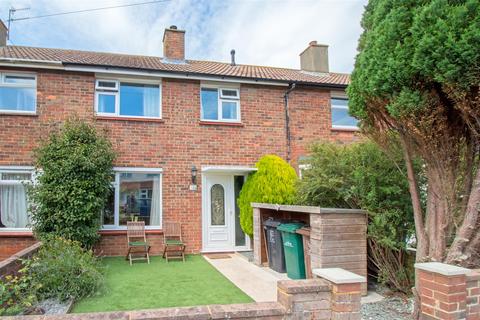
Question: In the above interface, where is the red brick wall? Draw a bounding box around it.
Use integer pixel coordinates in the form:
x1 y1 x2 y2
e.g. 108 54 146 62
416 264 480 320
0 235 37 261
0 68 357 254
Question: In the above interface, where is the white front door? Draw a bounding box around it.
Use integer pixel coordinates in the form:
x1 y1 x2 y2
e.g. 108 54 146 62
203 174 234 252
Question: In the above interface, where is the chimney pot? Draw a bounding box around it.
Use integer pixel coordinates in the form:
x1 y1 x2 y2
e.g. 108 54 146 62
163 25 185 60
300 41 329 73
0 20 7 47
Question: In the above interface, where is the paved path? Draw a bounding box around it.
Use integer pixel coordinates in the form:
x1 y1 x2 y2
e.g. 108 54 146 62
204 253 384 304
204 253 288 302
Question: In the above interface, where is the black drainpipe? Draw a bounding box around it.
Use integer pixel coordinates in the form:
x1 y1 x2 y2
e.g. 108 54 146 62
284 83 296 163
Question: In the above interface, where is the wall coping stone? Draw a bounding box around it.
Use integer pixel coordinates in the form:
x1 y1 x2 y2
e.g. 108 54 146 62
277 279 330 293
209 302 285 319
466 269 480 281
250 203 367 215
415 262 471 276
312 268 366 284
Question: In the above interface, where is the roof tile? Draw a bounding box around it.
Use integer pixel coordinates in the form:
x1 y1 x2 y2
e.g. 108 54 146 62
0 46 350 86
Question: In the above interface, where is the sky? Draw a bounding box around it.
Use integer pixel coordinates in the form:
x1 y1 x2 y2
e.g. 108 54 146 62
0 0 367 73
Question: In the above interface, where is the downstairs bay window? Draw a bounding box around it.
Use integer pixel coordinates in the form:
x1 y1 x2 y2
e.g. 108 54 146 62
0 168 33 229
102 168 162 229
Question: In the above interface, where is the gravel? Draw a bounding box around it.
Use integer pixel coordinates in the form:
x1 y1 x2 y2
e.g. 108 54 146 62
362 296 413 320
26 298 74 315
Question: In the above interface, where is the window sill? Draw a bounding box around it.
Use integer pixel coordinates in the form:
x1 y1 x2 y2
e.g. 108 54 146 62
0 112 37 117
99 229 163 235
96 116 164 123
331 126 360 132
200 121 244 127
0 230 34 237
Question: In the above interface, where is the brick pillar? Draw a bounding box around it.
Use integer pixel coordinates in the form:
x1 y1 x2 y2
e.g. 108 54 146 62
277 279 331 319
252 207 262 266
312 268 365 320
415 262 473 320
466 270 480 320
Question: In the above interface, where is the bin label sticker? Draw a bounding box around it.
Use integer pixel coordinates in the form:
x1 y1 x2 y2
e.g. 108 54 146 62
284 241 293 248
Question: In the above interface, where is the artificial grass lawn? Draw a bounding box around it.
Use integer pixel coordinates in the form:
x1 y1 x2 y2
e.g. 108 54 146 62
72 255 253 313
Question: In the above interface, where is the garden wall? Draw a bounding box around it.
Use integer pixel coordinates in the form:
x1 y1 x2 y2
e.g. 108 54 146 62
0 242 41 278
5 271 365 319
0 235 37 261
415 262 480 320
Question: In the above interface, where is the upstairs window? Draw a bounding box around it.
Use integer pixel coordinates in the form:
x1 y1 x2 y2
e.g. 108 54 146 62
95 79 161 118
331 97 358 129
0 73 36 114
201 87 240 122
0 168 33 229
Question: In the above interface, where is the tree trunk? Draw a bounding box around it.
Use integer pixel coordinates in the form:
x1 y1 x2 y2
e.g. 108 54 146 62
446 168 480 265
400 136 428 261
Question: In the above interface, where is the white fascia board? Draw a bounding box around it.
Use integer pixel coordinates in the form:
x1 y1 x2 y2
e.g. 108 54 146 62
65 65 289 87
0 58 64 70
0 60 290 86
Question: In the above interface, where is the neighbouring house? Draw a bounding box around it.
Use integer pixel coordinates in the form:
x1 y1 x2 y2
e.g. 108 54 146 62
0 22 359 259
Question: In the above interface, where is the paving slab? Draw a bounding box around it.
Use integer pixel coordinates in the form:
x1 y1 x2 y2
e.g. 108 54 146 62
204 253 383 305
204 253 288 302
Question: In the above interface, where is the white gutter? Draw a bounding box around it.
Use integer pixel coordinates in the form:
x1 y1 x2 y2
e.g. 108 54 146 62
0 58 64 70
64 65 290 87
0 58 289 86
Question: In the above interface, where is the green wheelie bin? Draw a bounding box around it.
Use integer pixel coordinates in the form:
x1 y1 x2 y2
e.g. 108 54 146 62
277 223 306 279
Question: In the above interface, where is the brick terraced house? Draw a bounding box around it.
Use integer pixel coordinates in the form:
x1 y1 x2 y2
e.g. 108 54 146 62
0 23 359 259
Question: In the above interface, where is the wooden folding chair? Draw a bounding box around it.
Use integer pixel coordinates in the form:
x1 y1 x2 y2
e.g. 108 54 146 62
162 222 185 262
126 221 150 265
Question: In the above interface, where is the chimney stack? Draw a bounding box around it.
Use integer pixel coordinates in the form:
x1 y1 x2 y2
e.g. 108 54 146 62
300 41 329 73
163 25 185 61
0 20 8 47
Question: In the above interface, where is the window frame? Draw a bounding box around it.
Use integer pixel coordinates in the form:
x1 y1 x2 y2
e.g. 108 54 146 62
94 78 162 119
200 84 241 123
0 72 37 115
330 96 359 130
0 166 34 232
101 167 163 230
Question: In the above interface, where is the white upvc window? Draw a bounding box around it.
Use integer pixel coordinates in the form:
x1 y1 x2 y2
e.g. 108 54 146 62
331 96 359 130
102 168 162 230
200 86 241 122
0 167 34 230
95 78 162 119
0 72 37 114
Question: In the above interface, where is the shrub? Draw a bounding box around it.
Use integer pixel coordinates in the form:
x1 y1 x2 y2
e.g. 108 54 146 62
25 237 104 301
28 120 115 248
297 141 416 293
238 155 297 236
0 268 39 316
